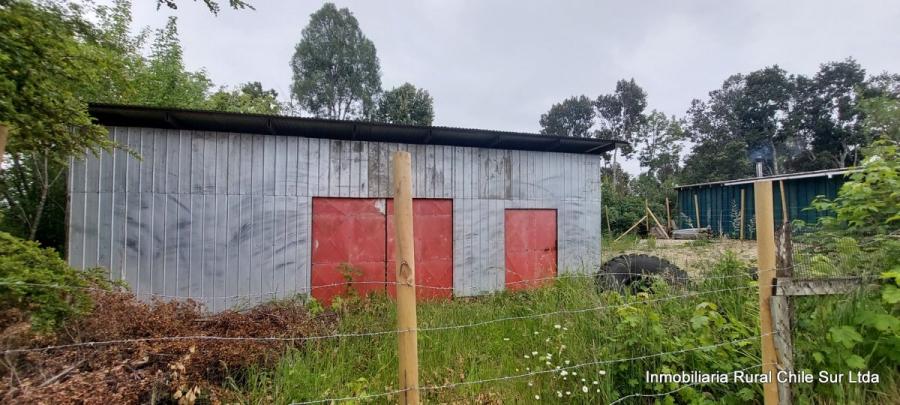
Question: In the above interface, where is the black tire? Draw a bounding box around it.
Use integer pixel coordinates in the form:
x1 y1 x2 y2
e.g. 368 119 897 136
596 254 688 291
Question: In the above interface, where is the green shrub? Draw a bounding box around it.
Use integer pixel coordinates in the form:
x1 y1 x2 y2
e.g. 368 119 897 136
0 231 105 330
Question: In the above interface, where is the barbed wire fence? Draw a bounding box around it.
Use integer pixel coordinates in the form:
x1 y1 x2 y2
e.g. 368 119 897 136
3 179 882 404
1 278 767 403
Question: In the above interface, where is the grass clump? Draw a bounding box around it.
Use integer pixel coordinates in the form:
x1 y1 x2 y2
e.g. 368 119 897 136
229 258 765 403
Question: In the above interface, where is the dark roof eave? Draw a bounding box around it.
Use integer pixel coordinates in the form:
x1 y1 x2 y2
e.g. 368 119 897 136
89 103 626 155
673 168 856 190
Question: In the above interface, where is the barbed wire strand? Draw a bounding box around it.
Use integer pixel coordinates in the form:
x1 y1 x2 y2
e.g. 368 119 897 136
1 284 758 355
0 272 755 301
289 334 772 404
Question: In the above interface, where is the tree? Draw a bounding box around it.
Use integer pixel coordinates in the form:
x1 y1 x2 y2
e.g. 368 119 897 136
375 83 434 125
132 17 212 108
207 82 284 114
595 79 648 157
290 3 381 119
0 0 148 252
0 0 117 163
859 96 900 141
539 95 595 137
157 0 253 15
637 111 684 182
681 69 792 181
791 59 869 169
739 66 793 174
679 138 753 185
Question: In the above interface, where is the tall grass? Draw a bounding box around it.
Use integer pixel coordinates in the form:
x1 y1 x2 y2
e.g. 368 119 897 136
225 253 897 404
227 255 763 403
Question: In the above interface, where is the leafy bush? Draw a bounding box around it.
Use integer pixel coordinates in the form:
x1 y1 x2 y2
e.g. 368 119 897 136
810 140 899 235
0 231 105 330
792 139 900 400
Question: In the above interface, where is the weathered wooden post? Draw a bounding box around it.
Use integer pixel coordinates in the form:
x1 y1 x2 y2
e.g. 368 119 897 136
392 151 420 404
773 179 794 404
754 180 779 404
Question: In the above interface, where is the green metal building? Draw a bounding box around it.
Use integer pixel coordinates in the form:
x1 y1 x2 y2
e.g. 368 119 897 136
674 169 851 238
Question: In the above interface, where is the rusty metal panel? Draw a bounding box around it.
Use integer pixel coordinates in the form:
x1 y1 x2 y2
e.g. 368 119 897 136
386 199 453 299
505 209 557 290
310 198 387 304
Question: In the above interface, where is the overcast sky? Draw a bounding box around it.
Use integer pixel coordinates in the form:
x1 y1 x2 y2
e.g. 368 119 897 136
122 0 900 173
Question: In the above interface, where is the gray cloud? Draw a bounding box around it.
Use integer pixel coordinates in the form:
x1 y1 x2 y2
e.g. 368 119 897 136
123 0 900 173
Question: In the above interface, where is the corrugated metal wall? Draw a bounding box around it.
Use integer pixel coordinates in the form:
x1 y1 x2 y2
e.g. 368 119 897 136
675 175 845 238
68 127 603 310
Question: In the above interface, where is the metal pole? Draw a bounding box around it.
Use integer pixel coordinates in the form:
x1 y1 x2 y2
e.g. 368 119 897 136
392 151 420 405
754 180 779 404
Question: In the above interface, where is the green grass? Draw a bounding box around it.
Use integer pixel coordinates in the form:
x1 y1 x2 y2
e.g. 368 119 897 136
226 258 765 403
224 253 899 404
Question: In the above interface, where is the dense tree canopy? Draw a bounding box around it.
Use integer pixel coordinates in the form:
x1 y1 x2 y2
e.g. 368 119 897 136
595 79 648 157
375 83 434 126
539 95 595 137
207 82 284 114
0 0 118 160
290 3 381 119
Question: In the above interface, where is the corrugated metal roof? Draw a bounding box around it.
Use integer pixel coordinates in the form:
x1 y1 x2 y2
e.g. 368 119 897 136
674 168 855 190
89 104 625 155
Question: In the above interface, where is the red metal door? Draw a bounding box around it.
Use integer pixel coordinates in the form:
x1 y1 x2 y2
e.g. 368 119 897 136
505 209 557 291
311 198 387 303
386 199 453 299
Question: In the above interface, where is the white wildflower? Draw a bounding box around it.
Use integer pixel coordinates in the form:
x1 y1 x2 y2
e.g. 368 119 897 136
554 324 562 329
599 370 607 375
534 395 540 400
556 391 563 398
560 370 569 376
532 351 539 356
582 386 589 393
524 354 530 359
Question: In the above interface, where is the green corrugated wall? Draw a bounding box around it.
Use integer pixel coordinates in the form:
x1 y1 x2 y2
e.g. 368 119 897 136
675 175 846 238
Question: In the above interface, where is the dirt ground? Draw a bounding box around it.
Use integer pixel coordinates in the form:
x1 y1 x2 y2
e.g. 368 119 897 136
604 238 759 275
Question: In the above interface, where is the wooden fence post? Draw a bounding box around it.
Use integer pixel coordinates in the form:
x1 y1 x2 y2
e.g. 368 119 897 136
773 180 794 404
754 180 779 404
393 151 420 404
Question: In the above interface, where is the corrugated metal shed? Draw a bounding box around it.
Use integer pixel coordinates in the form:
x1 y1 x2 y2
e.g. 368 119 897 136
68 105 618 310
674 169 850 238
